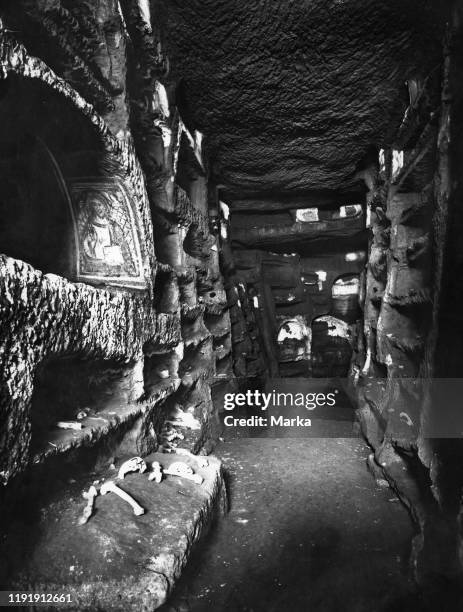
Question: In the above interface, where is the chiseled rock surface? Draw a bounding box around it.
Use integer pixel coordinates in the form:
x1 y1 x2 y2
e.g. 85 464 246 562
9 452 227 611
161 0 442 197
0 256 180 484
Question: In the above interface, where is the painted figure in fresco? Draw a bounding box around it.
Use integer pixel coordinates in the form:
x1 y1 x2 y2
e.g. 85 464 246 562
83 197 124 265
80 194 136 276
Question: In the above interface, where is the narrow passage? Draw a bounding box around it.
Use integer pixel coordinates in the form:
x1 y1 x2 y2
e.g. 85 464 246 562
161 429 420 612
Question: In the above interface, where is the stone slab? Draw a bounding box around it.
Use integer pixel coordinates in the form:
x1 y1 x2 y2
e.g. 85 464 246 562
9 453 226 611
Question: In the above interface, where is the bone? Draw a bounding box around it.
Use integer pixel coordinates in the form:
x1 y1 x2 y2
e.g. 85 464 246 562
148 461 163 483
164 461 203 485
117 457 148 480
161 426 184 442
100 481 145 516
56 421 83 431
399 412 414 427
78 485 98 525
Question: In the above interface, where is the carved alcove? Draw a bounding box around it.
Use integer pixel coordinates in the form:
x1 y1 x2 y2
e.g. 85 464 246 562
143 349 181 397
331 273 361 323
276 316 311 377
29 355 145 458
0 72 152 478
179 337 214 388
311 315 354 377
0 75 100 277
0 74 147 290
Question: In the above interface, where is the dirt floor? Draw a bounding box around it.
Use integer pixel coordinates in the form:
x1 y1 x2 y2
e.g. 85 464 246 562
159 407 428 612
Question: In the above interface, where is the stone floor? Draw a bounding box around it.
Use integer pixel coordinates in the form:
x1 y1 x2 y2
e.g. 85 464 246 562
160 420 426 612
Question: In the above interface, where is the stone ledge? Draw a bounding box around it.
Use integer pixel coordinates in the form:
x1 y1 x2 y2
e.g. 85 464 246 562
8 453 227 611
32 379 181 464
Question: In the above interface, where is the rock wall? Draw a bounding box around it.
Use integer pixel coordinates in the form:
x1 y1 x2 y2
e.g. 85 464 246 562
355 6 463 585
0 1 232 528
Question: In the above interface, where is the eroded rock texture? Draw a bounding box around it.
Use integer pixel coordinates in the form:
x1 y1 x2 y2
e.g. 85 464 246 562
160 0 442 198
158 0 463 591
0 0 233 601
1 0 463 606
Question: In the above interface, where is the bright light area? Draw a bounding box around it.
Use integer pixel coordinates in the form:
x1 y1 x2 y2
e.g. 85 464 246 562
332 276 360 296
315 315 351 339
345 251 366 262
154 81 170 117
339 204 362 218
366 205 371 227
316 270 327 291
362 349 372 375
154 119 171 147
219 201 230 221
277 319 309 342
295 208 319 222
253 296 259 308
137 0 151 30
195 130 203 154
392 149 404 179
174 342 184 360
379 148 386 173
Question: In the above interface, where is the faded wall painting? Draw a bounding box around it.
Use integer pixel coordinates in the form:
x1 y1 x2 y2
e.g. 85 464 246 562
70 179 145 288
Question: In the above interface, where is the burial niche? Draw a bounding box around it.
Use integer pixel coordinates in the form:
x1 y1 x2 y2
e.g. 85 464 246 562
331 274 360 323
276 316 311 377
30 355 144 456
311 315 354 378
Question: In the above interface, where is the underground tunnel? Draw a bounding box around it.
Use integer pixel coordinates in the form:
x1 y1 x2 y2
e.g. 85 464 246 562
1 1 463 610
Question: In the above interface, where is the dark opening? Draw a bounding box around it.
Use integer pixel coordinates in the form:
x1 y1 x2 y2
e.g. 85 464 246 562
0 75 102 276
30 355 143 455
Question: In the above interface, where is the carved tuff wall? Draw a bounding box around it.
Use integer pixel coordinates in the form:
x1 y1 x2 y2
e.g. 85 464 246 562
0 2 232 592
2 0 463 604
354 6 463 584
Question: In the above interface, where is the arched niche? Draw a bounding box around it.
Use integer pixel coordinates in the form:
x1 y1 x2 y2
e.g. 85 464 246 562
0 73 146 289
276 316 311 364
331 273 360 323
0 73 103 278
311 315 354 377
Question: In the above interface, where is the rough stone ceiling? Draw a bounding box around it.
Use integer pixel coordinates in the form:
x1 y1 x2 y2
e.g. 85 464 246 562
158 0 443 202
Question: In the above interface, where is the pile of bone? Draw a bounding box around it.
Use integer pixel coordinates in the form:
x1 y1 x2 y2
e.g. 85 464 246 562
158 405 202 454
78 452 208 525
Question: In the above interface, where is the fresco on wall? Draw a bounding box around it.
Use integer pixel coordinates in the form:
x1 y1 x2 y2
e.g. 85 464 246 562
70 179 145 288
